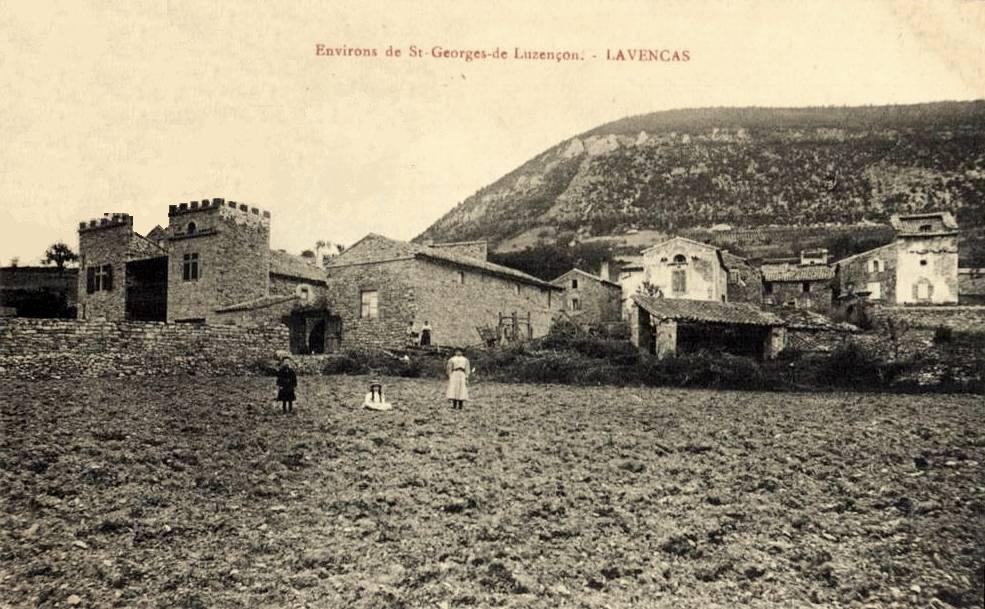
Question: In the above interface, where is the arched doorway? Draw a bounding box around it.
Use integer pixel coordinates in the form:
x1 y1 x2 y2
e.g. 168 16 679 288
308 319 326 354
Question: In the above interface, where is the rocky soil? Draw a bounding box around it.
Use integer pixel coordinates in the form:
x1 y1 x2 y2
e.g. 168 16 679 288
1 376 983 608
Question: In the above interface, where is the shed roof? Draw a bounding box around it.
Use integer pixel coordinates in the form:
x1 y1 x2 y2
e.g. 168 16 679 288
329 233 560 289
632 294 784 327
215 294 300 313
269 250 327 283
773 308 859 333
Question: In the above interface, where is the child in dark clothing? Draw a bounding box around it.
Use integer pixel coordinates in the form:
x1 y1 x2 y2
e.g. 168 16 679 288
276 357 298 414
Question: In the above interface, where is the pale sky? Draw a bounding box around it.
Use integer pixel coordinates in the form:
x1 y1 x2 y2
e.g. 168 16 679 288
1 0 983 265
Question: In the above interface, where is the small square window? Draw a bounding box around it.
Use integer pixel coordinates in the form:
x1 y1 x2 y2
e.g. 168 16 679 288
360 290 379 319
572 279 579 289
514 284 520 296
919 259 928 267
802 282 811 293
458 271 465 284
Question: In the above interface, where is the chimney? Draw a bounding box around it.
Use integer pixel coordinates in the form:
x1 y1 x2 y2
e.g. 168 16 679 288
599 260 610 281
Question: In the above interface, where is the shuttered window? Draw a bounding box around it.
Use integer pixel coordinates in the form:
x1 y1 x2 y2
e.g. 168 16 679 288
86 265 113 292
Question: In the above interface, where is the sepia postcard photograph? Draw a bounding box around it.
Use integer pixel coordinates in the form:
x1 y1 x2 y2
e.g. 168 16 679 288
1 1 984 607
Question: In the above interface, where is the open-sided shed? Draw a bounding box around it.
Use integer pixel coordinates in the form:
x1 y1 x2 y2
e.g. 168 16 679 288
631 294 786 360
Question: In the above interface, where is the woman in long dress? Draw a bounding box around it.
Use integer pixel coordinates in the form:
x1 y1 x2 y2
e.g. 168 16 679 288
445 349 470 409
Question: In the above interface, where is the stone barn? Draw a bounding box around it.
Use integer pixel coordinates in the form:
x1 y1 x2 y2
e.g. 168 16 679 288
550 268 622 323
630 293 785 360
325 234 562 349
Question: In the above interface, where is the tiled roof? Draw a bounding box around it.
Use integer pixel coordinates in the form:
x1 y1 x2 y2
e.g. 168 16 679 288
269 250 327 283
761 265 834 282
215 294 299 313
719 250 751 270
329 233 559 289
773 308 859 333
890 211 958 236
832 241 897 266
633 294 784 327
551 268 620 288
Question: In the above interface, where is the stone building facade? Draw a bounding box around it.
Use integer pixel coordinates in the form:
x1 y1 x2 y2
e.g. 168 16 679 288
550 268 622 324
640 237 728 303
326 234 562 349
833 211 959 305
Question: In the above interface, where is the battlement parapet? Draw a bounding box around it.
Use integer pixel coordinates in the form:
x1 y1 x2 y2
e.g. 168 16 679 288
78 213 134 233
168 198 271 225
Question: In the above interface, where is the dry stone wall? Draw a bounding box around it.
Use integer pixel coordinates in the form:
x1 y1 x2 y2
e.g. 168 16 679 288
0 318 288 379
870 305 985 332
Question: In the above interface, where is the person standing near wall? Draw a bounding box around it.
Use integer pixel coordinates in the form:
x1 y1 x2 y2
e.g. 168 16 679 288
276 357 298 414
420 321 432 347
446 349 470 409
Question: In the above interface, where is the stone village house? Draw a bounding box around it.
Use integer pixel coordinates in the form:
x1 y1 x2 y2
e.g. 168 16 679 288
322 234 562 349
549 268 622 324
76 202 562 353
833 212 959 305
759 249 835 313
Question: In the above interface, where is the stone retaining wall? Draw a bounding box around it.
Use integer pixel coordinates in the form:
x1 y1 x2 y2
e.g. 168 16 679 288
0 318 288 379
871 305 985 333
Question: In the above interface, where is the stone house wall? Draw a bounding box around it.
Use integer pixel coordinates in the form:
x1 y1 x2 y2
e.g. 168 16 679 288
727 266 763 305
411 258 560 347
324 257 561 350
324 259 419 351
0 318 288 379
764 279 833 312
552 271 622 323
835 244 898 302
895 235 959 304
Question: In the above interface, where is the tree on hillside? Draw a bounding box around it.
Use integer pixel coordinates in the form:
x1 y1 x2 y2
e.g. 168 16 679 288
42 242 78 271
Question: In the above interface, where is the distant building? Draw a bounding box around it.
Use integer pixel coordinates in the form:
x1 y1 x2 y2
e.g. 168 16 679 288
958 268 985 305
617 260 645 320
760 249 834 312
833 211 959 305
325 233 562 349
640 237 728 303
550 268 622 323
720 251 762 305
630 293 785 360
0 266 78 318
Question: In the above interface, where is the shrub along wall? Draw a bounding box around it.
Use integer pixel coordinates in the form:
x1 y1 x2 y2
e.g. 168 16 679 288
0 318 288 379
